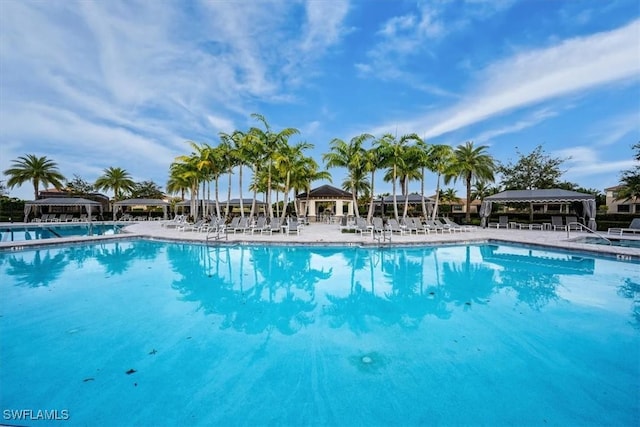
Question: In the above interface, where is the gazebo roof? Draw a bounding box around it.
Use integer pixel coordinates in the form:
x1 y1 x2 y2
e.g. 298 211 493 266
297 185 353 200
222 198 267 206
27 197 102 206
113 198 169 206
380 193 434 203
484 189 594 203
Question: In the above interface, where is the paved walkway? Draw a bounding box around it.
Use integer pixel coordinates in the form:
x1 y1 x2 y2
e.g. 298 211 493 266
2 220 639 259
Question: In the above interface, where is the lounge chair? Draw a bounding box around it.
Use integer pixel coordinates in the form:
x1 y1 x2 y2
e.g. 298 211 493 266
264 217 281 234
551 216 566 231
251 216 268 234
425 220 451 233
410 218 428 235
372 217 385 234
565 216 581 231
386 218 408 235
178 219 205 232
437 218 463 232
229 217 248 234
355 217 373 237
442 217 473 231
401 217 418 234
286 219 300 235
608 218 640 235
489 216 509 229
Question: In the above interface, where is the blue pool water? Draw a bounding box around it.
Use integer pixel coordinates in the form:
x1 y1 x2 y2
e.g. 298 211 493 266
0 223 121 242
0 240 638 426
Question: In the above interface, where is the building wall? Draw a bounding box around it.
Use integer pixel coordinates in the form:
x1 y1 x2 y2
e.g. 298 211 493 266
605 187 640 214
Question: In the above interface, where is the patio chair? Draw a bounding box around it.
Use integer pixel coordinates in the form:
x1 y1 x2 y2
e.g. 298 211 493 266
386 218 407 235
401 217 418 234
372 217 385 234
251 216 268 234
442 217 474 231
353 217 370 236
551 216 567 231
489 216 509 229
565 216 581 231
286 218 300 235
411 218 429 235
437 218 463 232
425 219 451 233
230 217 249 234
608 218 640 235
264 217 282 234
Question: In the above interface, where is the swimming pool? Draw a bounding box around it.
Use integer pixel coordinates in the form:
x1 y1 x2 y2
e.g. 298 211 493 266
0 223 122 242
0 240 638 425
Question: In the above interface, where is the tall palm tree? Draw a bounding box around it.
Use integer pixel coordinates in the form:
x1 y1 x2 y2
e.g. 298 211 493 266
427 145 454 220
379 133 421 221
250 113 300 219
323 133 372 218
414 138 432 218
4 154 66 200
445 141 496 222
274 141 313 221
364 137 386 223
94 166 135 202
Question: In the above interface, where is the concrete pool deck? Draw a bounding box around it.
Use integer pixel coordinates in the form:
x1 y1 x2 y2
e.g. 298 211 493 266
1 220 639 260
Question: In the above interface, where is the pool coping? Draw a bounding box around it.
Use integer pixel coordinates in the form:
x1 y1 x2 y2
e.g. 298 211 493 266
2 220 639 262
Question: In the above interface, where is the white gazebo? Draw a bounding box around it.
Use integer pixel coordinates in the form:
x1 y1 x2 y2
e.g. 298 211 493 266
480 189 597 229
24 197 103 222
296 185 355 222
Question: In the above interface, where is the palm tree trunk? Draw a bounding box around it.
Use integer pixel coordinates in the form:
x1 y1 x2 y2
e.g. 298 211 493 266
238 164 244 218
420 167 428 218
392 165 399 221
432 173 441 220
226 171 232 218
367 170 376 223
465 174 472 222
215 179 221 220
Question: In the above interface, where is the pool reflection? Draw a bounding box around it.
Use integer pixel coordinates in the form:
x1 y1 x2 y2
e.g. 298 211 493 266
166 243 605 336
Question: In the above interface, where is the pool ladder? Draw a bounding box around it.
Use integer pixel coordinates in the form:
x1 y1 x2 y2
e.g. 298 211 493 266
566 222 611 245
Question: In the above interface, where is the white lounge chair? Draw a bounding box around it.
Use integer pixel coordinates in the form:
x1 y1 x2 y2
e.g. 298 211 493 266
608 218 640 235
286 219 300 235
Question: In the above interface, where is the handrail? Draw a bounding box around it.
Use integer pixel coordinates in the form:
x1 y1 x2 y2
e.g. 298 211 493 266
206 224 227 242
373 226 392 244
566 222 611 245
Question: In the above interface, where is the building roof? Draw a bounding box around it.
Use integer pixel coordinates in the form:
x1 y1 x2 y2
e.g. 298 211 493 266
113 198 169 206
484 189 595 203
296 185 353 200
26 197 102 206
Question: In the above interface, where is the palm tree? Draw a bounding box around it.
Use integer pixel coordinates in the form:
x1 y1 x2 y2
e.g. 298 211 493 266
274 141 313 221
414 138 432 218
290 157 331 217
379 133 421 221
323 133 373 218
250 114 300 219
445 141 496 222
471 181 494 202
364 138 386 223
94 166 135 202
427 144 454 220
4 154 66 200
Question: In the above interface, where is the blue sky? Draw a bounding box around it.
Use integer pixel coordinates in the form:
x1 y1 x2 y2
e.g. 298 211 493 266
1 0 639 201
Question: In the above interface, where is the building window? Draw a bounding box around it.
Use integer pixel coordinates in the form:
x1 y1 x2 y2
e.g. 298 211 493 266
617 204 630 213
452 205 463 212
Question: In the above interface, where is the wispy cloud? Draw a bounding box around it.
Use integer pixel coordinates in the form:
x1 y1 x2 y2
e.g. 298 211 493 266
369 19 640 138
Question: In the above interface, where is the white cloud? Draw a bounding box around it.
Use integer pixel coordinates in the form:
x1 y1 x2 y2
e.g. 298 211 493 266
369 19 640 138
